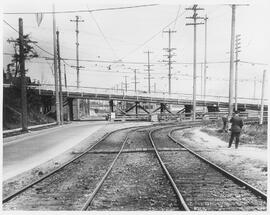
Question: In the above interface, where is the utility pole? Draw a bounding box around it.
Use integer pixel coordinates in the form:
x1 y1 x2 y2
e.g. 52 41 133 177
144 50 153 93
70 15 84 119
253 77 256 99
64 64 67 88
53 5 60 124
201 63 203 99
186 4 204 120
203 15 208 110
228 4 236 118
19 18 28 131
259 70 266 125
134 69 138 92
163 29 176 95
234 34 241 111
121 82 124 91
56 30 64 124
124 75 128 92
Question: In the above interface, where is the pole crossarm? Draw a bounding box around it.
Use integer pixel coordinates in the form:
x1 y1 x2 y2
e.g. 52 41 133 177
185 4 205 120
144 50 154 93
186 23 204 25
70 15 84 119
163 29 176 95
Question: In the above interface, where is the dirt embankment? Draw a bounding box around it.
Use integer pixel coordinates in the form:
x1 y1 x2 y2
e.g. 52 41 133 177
172 123 267 193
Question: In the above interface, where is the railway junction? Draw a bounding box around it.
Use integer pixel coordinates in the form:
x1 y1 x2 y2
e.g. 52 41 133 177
2 2 269 212
2 118 268 211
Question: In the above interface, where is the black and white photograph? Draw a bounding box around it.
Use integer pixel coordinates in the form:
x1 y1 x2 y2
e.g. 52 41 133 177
1 0 269 213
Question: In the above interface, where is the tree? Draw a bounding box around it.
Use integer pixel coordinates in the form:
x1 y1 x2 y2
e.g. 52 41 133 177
7 34 38 80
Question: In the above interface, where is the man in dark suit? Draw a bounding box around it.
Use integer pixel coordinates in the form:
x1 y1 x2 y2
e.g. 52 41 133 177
228 111 244 149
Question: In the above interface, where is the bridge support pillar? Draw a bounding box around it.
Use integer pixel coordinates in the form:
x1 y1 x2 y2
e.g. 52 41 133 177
160 103 165 114
135 102 139 116
72 99 80 120
184 105 192 119
67 98 74 121
109 100 114 112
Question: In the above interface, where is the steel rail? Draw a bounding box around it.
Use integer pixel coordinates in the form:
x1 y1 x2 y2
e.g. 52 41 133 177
168 127 267 201
81 122 199 210
2 125 149 204
148 125 192 211
81 126 144 210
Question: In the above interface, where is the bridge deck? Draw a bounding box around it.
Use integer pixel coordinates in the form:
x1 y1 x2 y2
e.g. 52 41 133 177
4 84 268 111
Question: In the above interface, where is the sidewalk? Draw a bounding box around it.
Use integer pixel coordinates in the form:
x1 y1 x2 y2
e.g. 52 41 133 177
3 121 108 180
3 122 57 135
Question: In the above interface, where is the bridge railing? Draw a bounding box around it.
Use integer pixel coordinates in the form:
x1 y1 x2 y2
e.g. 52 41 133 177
29 84 267 105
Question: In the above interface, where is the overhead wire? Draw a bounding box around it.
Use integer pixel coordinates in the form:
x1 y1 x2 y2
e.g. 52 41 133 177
119 9 187 61
4 4 159 15
86 5 118 60
173 5 181 30
5 52 267 66
3 19 75 69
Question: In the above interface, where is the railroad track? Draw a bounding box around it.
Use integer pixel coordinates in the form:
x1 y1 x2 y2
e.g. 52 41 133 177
3 123 185 210
82 122 202 211
2 121 203 210
148 125 267 211
4 120 265 211
2 125 151 210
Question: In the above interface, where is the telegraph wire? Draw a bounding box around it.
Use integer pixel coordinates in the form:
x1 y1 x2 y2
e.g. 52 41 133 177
119 10 187 61
4 52 267 66
240 60 268 66
4 4 159 15
3 19 75 69
86 5 118 60
3 52 264 82
173 5 181 30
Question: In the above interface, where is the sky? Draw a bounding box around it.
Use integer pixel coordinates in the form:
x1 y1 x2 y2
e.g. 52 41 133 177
2 0 269 100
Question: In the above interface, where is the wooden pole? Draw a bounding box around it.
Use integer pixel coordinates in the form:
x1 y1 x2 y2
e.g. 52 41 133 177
228 5 236 118
259 70 266 125
56 30 64 124
52 4 60 124
19 18 28 131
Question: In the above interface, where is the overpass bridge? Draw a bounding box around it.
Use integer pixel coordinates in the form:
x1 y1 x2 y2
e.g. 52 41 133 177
4 83 268 120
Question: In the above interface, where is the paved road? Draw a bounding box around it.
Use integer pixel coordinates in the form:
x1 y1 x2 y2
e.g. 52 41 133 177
3 121 108 180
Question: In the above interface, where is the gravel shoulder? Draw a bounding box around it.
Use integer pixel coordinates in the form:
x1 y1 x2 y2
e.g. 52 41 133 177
172 126 267 193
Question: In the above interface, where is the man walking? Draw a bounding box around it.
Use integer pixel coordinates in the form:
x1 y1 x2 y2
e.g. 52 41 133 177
228 111 244 149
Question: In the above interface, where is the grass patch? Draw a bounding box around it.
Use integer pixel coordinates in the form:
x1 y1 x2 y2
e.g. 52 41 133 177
201 122 267 148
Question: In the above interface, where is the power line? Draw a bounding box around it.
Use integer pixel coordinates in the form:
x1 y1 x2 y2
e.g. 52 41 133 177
119 10 187 60
173 5 181 30
87 6 118 60
3 19 74 69
4 52 267 67
240 60 268 66
4 4 159 15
